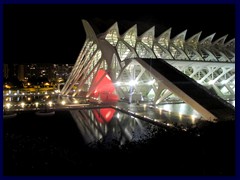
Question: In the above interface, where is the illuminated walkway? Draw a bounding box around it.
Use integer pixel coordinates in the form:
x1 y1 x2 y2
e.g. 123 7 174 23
4 98 204 131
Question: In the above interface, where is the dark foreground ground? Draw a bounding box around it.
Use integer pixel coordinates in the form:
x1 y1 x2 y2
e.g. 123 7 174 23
4 111 235 176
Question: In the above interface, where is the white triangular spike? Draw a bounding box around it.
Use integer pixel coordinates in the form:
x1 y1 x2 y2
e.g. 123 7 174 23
172 29 187 41
171 30 187 49
139 26 155 47
82 19 98 41
225 38 235 48
139 26 155 39
213 35 228 45
122 24 138 47
157 28 171 41
102 22 120 46
122 24 137 38
187 31 202 44
200 33 216 45
104 22 119 37
156 28 171 48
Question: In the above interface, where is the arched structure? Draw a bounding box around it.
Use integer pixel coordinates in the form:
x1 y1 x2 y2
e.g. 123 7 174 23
61 20 235 120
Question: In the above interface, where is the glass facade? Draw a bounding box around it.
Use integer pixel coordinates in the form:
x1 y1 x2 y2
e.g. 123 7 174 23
61 20 235 105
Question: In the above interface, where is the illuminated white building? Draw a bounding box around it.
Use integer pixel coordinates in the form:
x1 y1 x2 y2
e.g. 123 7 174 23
61 20 235 108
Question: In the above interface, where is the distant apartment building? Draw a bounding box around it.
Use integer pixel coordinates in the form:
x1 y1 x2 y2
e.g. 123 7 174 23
3 63 73 82
3 64 24 81
3 64 9 79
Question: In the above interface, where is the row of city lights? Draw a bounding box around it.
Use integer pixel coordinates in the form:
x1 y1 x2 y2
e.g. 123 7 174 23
4 91 59 96
3 100 73 109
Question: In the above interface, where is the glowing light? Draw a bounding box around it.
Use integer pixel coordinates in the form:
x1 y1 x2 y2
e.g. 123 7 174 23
5 84 11 89
158 108 162 115
191 115 196 124
21 102 25 108
115 82 121 86
57 78 64 83
143 104 147 110
27 97 31 101
208 80 215 85
117 113 120 119
147 79 155 85
61 101 66 105
129 80 138 86
221 80 227 85
73 100 78 104
35 102 39 107
179 113 182 120
6 103 11 109
48 101 53 107
106 74 111 80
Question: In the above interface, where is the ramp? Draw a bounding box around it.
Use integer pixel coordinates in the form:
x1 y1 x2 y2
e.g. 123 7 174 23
138 58 235 121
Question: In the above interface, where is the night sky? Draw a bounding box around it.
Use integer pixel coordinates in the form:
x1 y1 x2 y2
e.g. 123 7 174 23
4 4 235 64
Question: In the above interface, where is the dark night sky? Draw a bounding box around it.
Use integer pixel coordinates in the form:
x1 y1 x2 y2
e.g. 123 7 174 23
4 4 235 64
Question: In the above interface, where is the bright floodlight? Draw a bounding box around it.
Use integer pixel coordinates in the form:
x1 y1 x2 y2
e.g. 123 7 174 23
6 103 11 109
115 82 121 86
21 102 25 108
147 80 155 85
48 101 53 107
208 80 215 85
129 80 138 86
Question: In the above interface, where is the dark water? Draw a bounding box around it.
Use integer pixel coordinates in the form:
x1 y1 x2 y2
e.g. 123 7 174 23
4 110 235 176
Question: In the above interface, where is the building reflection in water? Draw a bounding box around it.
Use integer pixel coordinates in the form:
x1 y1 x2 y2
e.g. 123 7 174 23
70 108 157 146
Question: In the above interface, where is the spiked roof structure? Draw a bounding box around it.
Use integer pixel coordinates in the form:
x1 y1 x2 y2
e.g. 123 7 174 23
61 20 235 121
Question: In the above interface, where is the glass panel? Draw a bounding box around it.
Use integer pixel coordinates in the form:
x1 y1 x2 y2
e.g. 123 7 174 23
123 27 137 47
105 30 118 46
153 45 172 59
169 45 188 60
141 32 154 48
117 41 131 61
136 42 155 58
185 46 202 60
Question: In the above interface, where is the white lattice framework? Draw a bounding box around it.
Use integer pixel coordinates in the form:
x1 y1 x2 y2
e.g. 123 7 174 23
61 20 235 105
